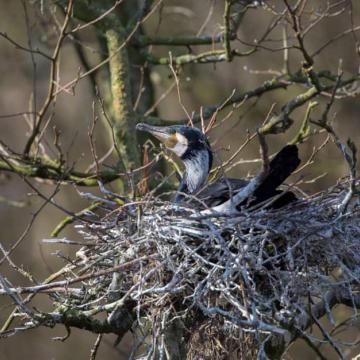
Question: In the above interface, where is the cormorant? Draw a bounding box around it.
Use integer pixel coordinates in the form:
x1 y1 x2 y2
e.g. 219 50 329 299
136 123 300 211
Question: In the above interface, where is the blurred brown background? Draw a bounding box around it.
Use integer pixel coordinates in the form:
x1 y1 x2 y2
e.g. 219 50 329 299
0 1 359 359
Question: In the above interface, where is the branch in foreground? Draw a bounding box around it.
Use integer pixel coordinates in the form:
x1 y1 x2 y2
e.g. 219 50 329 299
0 157 120 186
1 177 359 358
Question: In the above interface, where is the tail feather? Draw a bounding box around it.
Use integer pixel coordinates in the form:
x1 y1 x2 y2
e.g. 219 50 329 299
243 145 300 207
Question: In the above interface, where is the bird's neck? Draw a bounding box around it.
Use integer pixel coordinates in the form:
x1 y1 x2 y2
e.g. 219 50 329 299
176 149 212 201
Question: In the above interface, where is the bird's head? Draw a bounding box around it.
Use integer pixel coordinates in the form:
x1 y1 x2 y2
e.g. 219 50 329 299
136 123 211 161
136 123 213 195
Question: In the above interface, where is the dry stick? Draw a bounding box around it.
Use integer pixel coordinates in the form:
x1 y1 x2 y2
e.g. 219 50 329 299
71 0 124 33
205 89 236 133
310 307 345 359
138 143 150 196
0 264 74 333
168 65 360 127
294 333 328 360
133 64 146 112
208 100 239 135
146 45 257 65
301 0 348 38
0 255 155 295
349 1 360 56
0 111 37 119
88 101 100 176
202 132 270 215
0 31 52 60
1 3 358 358
21 0 38 129
0 156 120 185
89 334 103 360
200 106 205 133
168 52 193 127
34 113 55 158
53 0 163 97
312 25 360 58
0 276 37 320
282 24 290 74
1 286 81 296
196 0 215 36
85 145 115 173
22 175 84 217
213 98 275 172
220 103 276 173
0 182 61 266
283 0 321 91
95 89 125 169
175 75 288 126
223 0 233 62
85 264 163 318
290 100 317 145
0 265 81 335
219 132 257 173
43 238 97 246
257 130 270 179
235 6 287 52
24 0 74 155
211 98 258 144
24 181 358 356
293 134 330 175
0 242 34 282
311 69 358 213
53 126 64 163
51 202 101 237
295 0 309 16
144 79 177 116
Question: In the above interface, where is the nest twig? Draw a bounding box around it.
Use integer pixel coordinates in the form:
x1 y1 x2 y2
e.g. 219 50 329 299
2 179 358 359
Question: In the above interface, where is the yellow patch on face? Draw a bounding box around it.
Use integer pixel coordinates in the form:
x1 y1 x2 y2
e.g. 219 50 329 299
164 133 179 149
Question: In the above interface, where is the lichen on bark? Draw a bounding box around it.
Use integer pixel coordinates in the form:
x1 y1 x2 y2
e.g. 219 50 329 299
106 28 141 171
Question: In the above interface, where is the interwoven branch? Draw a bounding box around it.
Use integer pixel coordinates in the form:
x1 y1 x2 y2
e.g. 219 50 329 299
1 180 359 358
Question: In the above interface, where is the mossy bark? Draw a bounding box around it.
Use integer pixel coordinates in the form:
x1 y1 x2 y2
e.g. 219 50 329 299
106 28 140 171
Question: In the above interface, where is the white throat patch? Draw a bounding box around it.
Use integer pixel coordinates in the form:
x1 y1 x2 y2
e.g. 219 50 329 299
183 150 210 193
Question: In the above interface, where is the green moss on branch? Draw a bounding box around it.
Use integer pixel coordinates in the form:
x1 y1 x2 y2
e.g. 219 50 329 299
0 159 120 186
106 29 140 170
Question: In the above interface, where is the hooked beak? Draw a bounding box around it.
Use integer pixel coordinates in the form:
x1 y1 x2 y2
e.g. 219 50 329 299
136 123 173 143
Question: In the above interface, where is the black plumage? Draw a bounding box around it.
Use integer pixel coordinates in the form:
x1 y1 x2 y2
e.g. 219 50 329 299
136 123 300 210
195 145 300 209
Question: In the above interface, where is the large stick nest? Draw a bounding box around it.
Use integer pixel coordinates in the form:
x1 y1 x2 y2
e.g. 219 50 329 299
68 180 359 358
